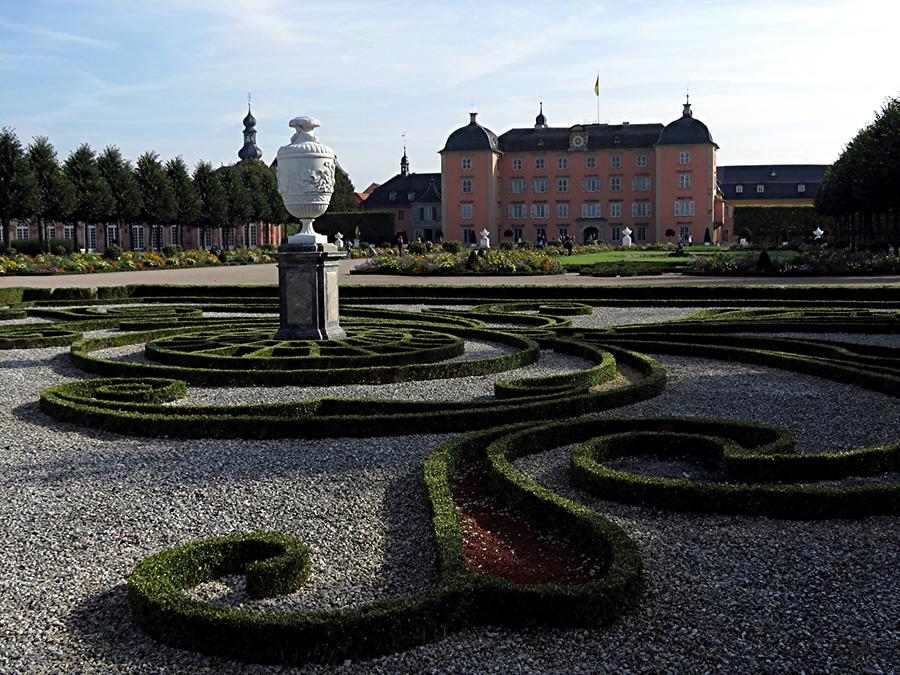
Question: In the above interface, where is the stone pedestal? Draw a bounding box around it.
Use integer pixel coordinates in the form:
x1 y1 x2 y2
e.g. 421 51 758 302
276 243 345 340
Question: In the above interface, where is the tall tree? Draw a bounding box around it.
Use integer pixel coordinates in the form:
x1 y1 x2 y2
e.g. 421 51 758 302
27 136 75 250
238 160 274 225
165 156 201 239
326 163 359 213
0 128 39 250
192 161 227 248
64 144 115 250
216 165 252 248
816 93 900 248
134 151 176 226
98 146 142 245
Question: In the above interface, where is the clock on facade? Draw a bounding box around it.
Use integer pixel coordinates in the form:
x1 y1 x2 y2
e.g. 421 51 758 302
569 133 588 150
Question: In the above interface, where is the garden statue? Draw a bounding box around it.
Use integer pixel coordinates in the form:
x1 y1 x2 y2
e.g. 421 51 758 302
480 228 491 249
622 227 633 248
274 115 345 339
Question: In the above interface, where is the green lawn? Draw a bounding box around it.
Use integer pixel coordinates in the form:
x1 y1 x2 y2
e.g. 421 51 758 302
561 248 796 270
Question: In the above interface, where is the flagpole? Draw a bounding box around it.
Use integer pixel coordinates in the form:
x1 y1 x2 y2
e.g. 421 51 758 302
596 70 600 124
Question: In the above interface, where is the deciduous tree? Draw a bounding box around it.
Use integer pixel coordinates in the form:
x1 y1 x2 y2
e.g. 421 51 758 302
63 144 114 250
27 136 75 249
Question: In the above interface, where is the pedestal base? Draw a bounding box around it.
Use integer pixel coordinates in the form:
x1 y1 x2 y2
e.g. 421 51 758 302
276 243 345 340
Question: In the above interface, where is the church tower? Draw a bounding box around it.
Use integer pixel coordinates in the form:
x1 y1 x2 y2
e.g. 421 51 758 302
238 98 263 162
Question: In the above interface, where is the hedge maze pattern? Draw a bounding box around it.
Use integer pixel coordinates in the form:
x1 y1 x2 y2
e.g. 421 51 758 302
4 283 899 665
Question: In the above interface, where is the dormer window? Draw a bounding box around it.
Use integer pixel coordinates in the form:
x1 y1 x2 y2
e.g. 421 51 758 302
389 191 397 201
407 192 415 201
756 184 765 193
798 184 806 193
735 185 743 194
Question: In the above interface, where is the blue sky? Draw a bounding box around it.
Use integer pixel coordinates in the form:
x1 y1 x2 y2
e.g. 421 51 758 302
2 0 898 189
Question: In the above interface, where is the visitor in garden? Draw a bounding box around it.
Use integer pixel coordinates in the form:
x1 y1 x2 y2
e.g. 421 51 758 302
564 238 574 255
396 233 404 255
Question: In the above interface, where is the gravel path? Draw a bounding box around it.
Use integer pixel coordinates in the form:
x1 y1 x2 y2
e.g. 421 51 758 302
0 323 898 672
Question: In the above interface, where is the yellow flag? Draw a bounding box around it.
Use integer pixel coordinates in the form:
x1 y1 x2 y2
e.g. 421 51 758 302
594 76 599 96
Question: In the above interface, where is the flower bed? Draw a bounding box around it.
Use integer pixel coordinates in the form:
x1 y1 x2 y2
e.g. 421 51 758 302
0 247 275 276
688 249 900 275
351 249 565 275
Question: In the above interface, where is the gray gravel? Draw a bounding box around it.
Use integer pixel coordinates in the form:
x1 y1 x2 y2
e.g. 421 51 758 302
0 305 898 673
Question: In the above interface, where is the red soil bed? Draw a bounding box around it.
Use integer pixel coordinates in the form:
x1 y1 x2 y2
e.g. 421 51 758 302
449 465 607 585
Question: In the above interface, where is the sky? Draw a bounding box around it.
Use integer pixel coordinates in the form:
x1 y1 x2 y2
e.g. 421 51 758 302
2 0 899 190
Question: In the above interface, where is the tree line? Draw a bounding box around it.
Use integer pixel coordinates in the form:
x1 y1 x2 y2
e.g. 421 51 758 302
0 128 359 251
815 94 900 249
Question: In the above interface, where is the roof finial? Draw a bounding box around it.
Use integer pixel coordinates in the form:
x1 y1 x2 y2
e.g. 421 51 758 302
683 84 692 117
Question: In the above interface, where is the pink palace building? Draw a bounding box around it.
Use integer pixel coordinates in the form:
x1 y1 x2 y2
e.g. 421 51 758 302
438 99 727 246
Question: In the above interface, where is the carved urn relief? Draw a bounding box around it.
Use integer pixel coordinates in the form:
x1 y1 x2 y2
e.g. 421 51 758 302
276 116 336 245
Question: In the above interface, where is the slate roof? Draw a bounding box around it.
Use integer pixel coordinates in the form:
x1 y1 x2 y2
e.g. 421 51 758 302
719 164 828 201
498 123 663 152
362 172 442 207
657 105 716 146
441 113 500 152
413 179 441 203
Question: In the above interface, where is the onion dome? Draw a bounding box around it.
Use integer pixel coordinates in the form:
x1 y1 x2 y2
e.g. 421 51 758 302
238 103 263 161
440 112 499 152
656 97 716 146
535 102 547 128
400 147 410 176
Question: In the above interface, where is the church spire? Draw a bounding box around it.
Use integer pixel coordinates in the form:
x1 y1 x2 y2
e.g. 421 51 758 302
400 135 409 176
534 101 547 128
238 94 263 162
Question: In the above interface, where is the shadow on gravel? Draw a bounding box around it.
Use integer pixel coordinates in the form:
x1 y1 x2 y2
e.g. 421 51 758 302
9 401 126 444
66 584 243 671
64 473 436 670
45 352 96 379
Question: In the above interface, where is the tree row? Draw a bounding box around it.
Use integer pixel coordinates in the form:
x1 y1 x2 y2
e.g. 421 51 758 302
0 128 360 252
815 94 900 248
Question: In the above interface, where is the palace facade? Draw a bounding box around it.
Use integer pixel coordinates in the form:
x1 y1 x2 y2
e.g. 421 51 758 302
367 99 823 247
439 99 725 245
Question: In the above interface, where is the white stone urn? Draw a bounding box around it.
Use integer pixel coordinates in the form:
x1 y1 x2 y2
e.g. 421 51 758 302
276 116 336 246
622 227 633 248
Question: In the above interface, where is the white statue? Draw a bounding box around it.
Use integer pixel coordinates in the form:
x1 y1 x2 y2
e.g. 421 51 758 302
622 227 633 248
479 228 490 249
276 116 336 246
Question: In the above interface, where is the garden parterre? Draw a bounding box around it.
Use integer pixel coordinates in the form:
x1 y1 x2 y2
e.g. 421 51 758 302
0 283 898 672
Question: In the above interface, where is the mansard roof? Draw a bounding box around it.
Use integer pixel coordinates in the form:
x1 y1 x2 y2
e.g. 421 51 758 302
363 172 441 207
498 123 664 152
718 164 828 201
